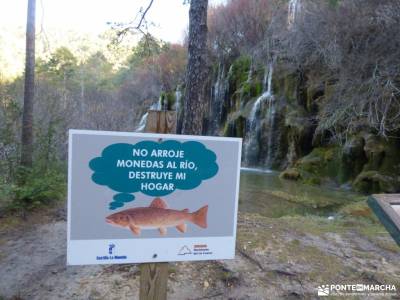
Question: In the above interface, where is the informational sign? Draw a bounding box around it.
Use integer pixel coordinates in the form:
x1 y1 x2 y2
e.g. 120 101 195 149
67 130 242 265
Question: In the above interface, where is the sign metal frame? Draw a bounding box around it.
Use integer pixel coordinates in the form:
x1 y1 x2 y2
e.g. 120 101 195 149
368 194 400 247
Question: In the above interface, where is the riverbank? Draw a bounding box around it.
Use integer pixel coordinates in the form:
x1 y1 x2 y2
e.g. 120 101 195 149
0 202 399 299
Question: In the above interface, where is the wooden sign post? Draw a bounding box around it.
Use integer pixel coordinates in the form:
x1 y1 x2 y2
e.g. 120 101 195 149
144 110 177 134
139 110 177 300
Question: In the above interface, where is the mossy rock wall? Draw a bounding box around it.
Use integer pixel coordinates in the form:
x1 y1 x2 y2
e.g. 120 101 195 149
281 134 400 194
203 55 400 194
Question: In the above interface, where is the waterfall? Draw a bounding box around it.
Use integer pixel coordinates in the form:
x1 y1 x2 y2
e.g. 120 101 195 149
243 63 274 166
135 103 159 132
135 112 148 132
209 64 228 135
265 83 277 167
265 62 273 96
288 0 301 27
174 85 182 112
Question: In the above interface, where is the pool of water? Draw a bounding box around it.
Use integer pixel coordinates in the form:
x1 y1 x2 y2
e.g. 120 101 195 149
239 168 362 218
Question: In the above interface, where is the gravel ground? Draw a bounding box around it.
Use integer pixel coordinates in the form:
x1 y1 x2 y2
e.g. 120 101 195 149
1 205 400 299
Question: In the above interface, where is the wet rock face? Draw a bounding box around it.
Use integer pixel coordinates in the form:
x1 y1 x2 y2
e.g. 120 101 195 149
284 107 315 167
363 134 387 170
353 171 399 194
341 136 368 182
207 56 399 193
350 134 400 193
280 132 400 193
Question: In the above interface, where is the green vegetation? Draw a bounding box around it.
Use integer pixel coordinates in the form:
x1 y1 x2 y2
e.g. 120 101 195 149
0 163 66 211
282 147 345 186
2 0 400 213
227 56 251 89
0 33 186 212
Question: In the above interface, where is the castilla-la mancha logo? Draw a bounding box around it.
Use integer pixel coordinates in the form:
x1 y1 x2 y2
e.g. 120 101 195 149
317 284 397 297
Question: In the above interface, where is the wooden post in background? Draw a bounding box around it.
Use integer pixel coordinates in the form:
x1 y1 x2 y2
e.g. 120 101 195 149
144 110 177 134
139 110 177 300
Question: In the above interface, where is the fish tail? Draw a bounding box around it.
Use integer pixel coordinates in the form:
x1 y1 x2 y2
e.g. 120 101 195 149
191 205 208 228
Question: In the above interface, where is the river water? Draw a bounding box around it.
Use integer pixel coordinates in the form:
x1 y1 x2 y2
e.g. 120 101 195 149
239 168 362 218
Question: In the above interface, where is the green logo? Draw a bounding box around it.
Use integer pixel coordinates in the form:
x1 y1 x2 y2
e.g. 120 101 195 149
89 140 219 210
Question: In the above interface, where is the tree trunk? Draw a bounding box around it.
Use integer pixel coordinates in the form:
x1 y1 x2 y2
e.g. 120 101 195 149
181 0 208 135
20 0 36 168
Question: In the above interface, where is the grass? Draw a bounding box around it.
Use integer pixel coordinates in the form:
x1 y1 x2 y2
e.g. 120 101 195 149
237 212 400 291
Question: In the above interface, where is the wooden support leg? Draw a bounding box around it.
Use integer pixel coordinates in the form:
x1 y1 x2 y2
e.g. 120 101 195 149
139 110 177 299
139 263 169 300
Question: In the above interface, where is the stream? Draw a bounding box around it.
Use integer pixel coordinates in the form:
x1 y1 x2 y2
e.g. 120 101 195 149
239 168 362 218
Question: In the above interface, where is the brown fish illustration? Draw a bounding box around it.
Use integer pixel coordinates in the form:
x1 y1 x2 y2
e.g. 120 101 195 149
105 198 208 236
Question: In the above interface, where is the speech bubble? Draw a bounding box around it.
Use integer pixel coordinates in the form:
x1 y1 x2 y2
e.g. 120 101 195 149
109 193 135 210
89 140 219 209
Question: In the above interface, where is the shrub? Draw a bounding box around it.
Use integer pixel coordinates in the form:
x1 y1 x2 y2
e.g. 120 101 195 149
0 163 66 211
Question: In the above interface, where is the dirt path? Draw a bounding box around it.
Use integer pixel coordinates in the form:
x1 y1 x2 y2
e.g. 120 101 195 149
1 206 400 299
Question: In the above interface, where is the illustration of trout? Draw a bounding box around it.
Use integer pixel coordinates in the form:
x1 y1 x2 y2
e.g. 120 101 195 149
105 198 208 236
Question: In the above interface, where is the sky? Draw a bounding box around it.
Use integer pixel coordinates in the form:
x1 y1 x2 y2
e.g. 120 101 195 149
0 0 226 43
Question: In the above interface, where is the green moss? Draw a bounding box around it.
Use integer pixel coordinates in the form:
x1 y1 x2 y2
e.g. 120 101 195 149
241 80 263 100
222 121 230 137
166 92 175 109
292 145 368 187
159 91 176 110
303 176 322 185
363 134 400 175
279 168 301 181
294 146 345 185
292 133 400 193
253 81 263 96
228 56 251 90
353 171 399 194
241 82 251 98
224 112 246 138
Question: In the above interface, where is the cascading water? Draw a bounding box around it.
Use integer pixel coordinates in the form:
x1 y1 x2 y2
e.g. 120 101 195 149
174 85 182 112
209 64 228 135
135 112 148 132
135 103 159 132
288 0 301 27
243 63 274 166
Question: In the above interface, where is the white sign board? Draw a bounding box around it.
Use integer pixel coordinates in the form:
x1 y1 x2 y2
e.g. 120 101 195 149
67 130 242 265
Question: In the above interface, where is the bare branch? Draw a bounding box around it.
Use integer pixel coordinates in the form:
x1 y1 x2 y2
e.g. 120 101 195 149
108 0 155 44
